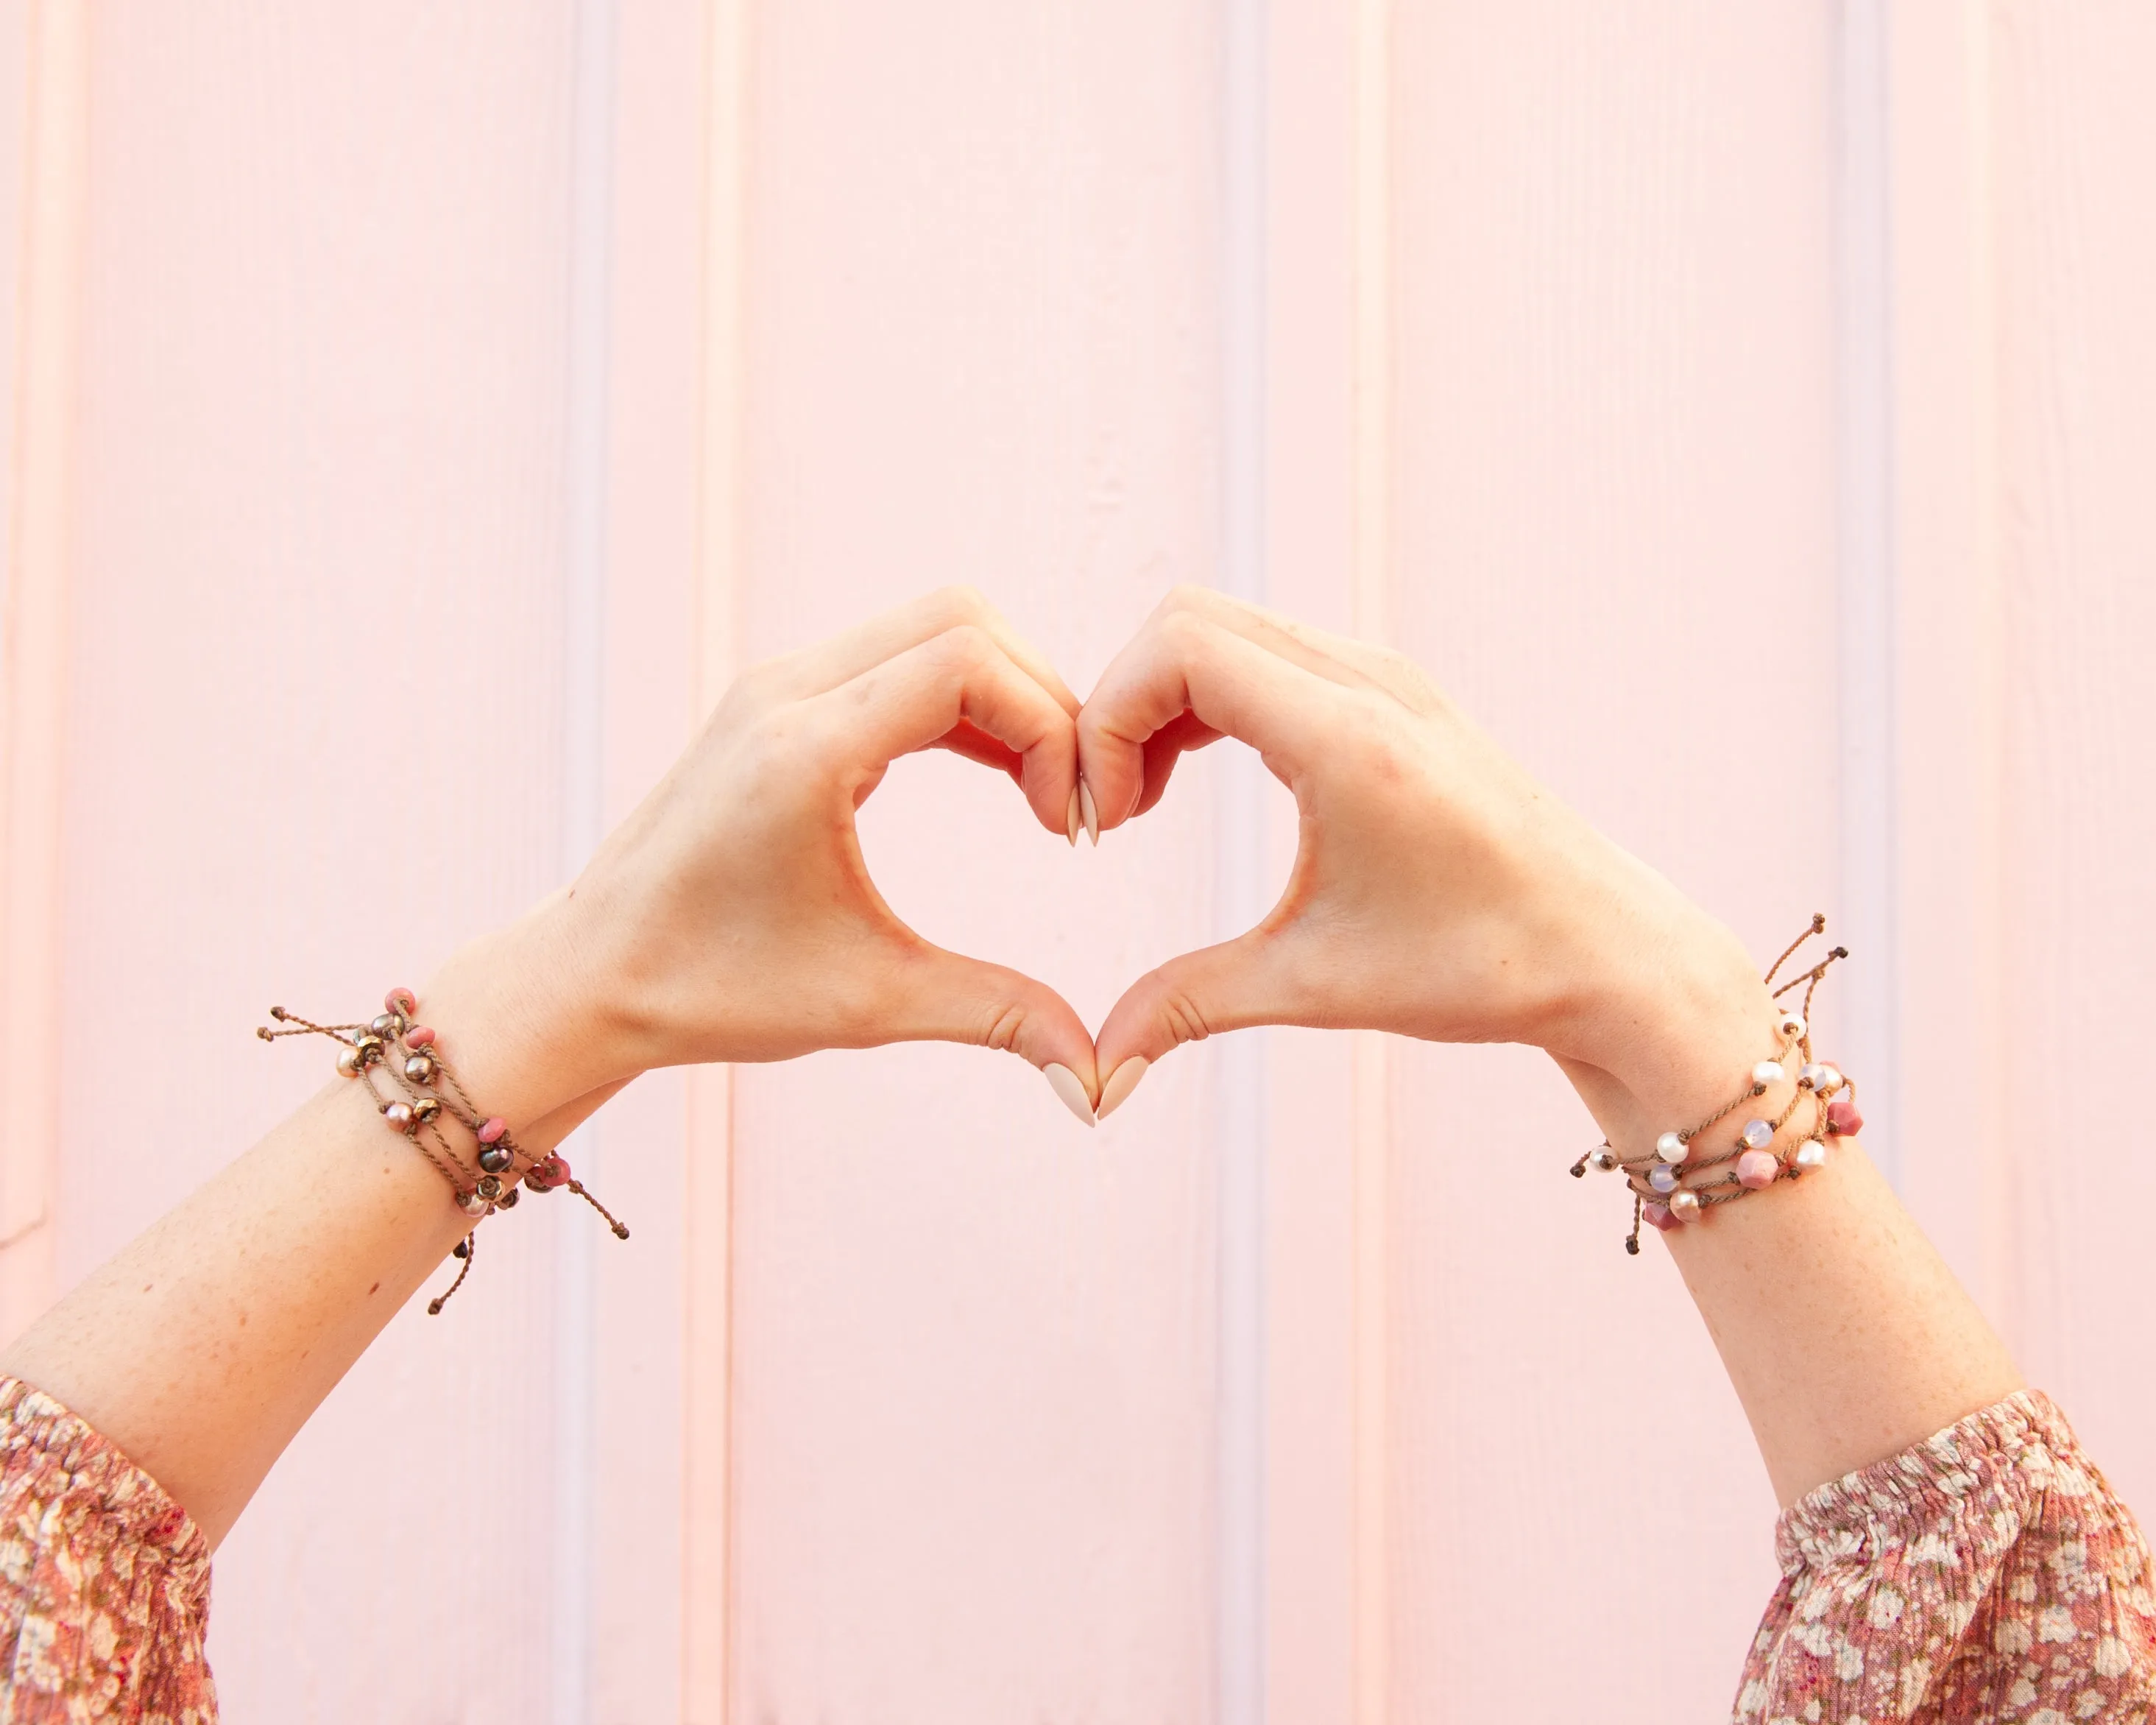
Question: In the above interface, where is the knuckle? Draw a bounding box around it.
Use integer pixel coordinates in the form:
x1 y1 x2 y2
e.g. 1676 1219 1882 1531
1155 977 1213 1048
983 1001 1028 1053
930 583 994 626
1154 583 1213 623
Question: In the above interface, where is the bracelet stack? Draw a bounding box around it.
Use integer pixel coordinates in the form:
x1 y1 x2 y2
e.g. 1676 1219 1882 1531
1569 915 1865 1256
258 988 629 1313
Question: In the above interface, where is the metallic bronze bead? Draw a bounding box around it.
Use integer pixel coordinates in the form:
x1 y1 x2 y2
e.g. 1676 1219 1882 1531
412 1096 442 1124
495 1187 520 1210
476 1174 503 1200
353 1035 386 1066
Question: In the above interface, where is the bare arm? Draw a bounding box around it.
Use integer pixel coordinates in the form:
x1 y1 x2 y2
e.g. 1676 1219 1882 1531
1079 586 2017 1503
0 588 1103 1548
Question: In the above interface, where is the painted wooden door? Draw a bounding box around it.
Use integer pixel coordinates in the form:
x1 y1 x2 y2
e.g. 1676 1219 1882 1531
1 1 2151 1721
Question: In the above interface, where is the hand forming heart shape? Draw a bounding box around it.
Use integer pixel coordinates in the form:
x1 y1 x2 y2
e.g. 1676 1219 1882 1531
454 585 1761 1153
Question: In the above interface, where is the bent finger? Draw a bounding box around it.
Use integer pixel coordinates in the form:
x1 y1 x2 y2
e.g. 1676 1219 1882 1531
882 943 1101 1124
755 587 1081 718
1078 610 1349 834
806 624 1078 836
1089 928 1301 1118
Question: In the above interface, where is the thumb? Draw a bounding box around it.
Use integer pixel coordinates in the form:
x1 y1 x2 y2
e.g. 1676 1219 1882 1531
1090 929 1296 1121
886 944 1103 1126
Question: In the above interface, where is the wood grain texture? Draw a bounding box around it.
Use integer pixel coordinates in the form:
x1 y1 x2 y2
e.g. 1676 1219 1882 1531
1385 4 1837 1718
724 0 1226 1714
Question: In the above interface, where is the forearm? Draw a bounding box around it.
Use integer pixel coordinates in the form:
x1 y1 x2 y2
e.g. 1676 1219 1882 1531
0 911 622 1548
1561 942 2020 1506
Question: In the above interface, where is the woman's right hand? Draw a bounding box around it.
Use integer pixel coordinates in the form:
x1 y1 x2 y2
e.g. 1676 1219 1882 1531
1079 587 1775 1130
425 588 1103 1127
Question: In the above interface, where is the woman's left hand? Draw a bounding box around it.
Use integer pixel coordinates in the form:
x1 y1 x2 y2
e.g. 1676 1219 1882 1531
428 587 1103 1123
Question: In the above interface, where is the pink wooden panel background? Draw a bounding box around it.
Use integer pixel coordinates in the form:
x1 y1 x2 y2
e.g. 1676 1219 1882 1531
1 2 2152 1723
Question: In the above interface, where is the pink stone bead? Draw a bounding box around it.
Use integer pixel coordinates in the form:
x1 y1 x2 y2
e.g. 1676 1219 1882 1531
478 1117 507 1144
529 1155 570 1192
1643 1202 1679 1232
1736 1148 1780 1190
386 987 417 1015
406 1025 436 1048
1826 1097 1864 1137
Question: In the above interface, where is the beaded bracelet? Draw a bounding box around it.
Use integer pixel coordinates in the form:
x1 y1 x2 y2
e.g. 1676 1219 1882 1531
258 988 629 1313
1569 915 1865 1255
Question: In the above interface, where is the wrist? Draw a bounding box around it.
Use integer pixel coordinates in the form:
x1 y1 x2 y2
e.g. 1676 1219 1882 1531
414 895 643 1129
1555 914 1782 1155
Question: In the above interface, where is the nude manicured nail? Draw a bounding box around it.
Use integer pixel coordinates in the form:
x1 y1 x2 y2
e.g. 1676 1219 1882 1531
1065 786 1080 847
1095 1056 1150 1121
1078 780 1100 846
1043 1063 1096 1126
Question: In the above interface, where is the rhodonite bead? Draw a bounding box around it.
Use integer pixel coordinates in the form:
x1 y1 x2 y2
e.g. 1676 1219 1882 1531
405 1025 436 1048
529 1154 570 1191
1647 1164 1680 1195
1739 1118 1775 1151
1751 1060 1785 1093
386 988 417 1015
1793 1140 1829 1171
1643 1202 1679 1232
1669 1189 1703 1222
478 1117 507 1145
1655 1131 1686 1164
477 1143 514 1175
1825 1097 1864 1137
1736 1148 1780 1190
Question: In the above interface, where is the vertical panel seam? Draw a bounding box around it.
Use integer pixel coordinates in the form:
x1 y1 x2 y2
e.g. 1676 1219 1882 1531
1219 0 1268 1720
1836 0 1901 1184
1349 0 1390 1719
682 0 749 1715
557 0 619 1718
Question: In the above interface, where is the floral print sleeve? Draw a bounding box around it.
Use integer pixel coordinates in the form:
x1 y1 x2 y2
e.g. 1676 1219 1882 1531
1739 1390 2156 1723
0 1376 215 1722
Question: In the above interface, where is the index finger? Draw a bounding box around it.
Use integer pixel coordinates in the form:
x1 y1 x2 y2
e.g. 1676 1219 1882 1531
1077 608 1347 832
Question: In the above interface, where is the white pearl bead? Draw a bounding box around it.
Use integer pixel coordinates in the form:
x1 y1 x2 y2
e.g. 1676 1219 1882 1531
1751 1060 1785 1092
1778 1013 1806 1039
1793 1140 1829 1171
1740 1118 1775 1151
1655 1131 1687 1164
1591 1147 1621 1174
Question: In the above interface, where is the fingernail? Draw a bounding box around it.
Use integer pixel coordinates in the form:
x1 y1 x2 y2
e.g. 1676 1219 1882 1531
1078 780 1099 846
1043 1063 1096 1126
1065 786 1080 847
1096 1056 1150 1121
